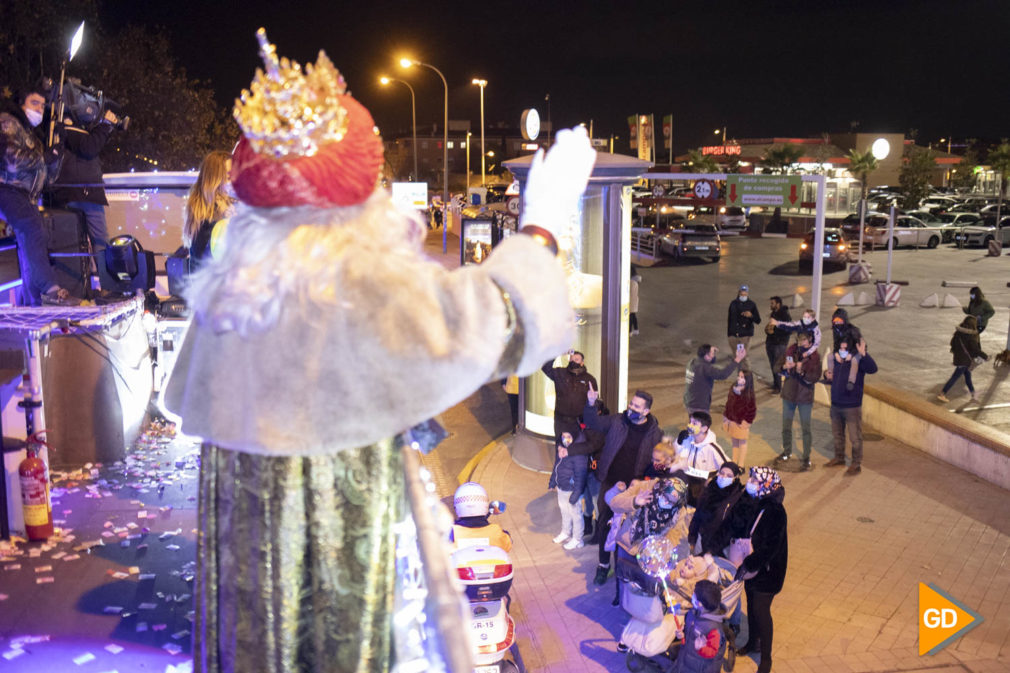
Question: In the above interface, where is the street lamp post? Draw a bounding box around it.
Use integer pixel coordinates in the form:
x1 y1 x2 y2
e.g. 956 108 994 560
466 131 472 190
472 78 487 186
401 57 449 253
714 127 726 145
379 76 417 182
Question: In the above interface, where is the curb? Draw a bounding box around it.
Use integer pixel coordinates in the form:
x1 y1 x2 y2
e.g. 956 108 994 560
456 434 507 485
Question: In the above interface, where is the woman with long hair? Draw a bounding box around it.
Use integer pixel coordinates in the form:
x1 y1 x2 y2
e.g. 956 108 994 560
723 371 757 465
183 150 234 265
937 315 987 403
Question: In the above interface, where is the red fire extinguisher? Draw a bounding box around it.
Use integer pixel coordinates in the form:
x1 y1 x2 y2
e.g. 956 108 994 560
19 431 53 541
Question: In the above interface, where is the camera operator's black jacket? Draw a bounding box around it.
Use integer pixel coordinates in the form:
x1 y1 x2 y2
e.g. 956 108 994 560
50 120 112 206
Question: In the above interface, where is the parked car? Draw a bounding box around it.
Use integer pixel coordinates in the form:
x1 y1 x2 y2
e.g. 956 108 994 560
863 214 945 248
658 221 721 262
978 203 1010 225
938 212 981 227
953 218 1010 248
918 196 959 214
799 228 850 270
716 206 747 231
906 210 958 242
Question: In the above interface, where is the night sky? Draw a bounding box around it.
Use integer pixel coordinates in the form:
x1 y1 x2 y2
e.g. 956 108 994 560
97 0 1010 153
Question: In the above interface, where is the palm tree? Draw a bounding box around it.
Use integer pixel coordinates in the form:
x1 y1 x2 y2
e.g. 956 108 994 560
847 148 879 264
761 144 803 174
987 142 1010 237
682 149 719 173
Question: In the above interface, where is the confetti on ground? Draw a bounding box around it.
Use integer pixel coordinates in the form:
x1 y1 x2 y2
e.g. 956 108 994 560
62 554 80 561
138 602 158 610
104 644 124 654
139 573 156 581
162 643 183 655
73 652 96 665
0 594 8 601
4 564 21 571
136 622 148 633
103 606 124 614
34 565 52 572
35 576 54 584
2 649 25 661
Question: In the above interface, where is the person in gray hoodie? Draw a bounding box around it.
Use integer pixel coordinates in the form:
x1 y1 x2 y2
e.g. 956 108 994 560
684 344 747 416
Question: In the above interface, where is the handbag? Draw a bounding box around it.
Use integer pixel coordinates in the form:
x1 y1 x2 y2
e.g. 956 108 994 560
723 509 764 568
959 338 985 372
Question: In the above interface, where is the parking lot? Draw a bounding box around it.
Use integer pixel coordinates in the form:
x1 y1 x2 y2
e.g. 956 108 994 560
637 234 1010 432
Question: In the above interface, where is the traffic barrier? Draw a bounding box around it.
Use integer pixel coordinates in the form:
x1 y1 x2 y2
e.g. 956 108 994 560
941 293 962 308
941 280 978 288
988 240 1001 257
920 293 939 308
836 292 855 306
848 262 871 284
876 282 901 307
855 291 873 306
789 293 804 308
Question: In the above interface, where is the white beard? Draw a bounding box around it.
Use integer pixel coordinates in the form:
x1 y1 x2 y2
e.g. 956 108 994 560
186 189 426 336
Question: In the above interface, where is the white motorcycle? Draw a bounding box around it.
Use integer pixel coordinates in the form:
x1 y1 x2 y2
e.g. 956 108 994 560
451 482 522 673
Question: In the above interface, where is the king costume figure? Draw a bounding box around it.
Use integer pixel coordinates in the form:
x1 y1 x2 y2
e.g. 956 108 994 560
165 30 596 673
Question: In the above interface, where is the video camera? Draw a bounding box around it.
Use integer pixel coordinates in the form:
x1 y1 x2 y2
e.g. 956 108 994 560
41 76 130 131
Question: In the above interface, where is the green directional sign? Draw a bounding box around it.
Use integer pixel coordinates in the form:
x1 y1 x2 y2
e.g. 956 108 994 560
727 175 802 208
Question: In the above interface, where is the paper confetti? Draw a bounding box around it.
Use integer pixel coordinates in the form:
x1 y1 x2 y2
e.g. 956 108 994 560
35 565 53 572
104 643 124 654
35 576 54 584
73 652 96 665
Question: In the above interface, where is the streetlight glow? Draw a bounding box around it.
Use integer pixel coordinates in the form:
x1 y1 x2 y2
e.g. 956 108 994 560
471 78 488 186
398 55 449 252
378 75 418 183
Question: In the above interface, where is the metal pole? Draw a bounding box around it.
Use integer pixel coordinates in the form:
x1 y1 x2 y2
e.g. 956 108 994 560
479 82 486 186
408 82 418 182
466 132 470 190
886 205 895 284
417 62 449 254
812 174 826 325
857 197 866 265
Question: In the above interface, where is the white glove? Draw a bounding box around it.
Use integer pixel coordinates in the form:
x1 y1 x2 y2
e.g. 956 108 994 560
519 126 597 237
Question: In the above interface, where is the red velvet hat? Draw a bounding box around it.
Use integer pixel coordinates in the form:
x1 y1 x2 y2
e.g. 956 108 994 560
230 29 384 208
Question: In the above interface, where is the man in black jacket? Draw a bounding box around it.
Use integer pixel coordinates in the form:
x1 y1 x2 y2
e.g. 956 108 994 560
583 386 663 585
49 109 119 253
541 350 598 438
764 296 791 392
0 86 77 305
727 284 761 373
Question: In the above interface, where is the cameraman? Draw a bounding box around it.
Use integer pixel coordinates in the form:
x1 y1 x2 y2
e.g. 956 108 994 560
49 107 119 253
0 84 78 305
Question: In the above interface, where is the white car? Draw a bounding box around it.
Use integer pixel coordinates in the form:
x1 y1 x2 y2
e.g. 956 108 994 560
717 206 747 231
863 214 946 249
954 218 1010 248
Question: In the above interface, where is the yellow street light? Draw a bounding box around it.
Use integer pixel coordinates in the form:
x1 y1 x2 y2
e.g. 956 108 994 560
379 75 418 181
399 55 449 253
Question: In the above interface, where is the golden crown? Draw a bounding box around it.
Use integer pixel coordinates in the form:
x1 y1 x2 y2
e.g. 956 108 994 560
233 28 350 158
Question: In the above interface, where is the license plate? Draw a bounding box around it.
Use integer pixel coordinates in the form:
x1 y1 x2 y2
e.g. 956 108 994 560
472 619 494 630
475 666 499 673
822 252 831 257
695 246 709 250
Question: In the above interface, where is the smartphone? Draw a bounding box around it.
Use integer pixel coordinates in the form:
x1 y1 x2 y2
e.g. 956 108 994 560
786 356 794 364
736 343 745 354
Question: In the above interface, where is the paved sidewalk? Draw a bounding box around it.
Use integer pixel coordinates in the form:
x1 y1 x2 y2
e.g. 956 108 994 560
465 354 1010 673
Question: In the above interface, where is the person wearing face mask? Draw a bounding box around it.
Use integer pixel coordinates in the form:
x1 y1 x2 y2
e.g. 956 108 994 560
548 431 590 549
688 462 744 555
684 343 747 416
727 284 761 373
0 84 79 305
714 466 787 673
643 438 678 479
774 330 822 471
609 476 692 557
48 106 121 257
769 308 821 360
542 348 599 438
825 337 877 475
584 386 663 584
962 286 994 335
673 411 728 505
722 372 757 466
826 307 862 389
671 580 727 673
763 296 791 392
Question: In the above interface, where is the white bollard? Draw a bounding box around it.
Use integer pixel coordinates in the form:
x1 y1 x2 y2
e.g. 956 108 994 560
920 293 939 308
